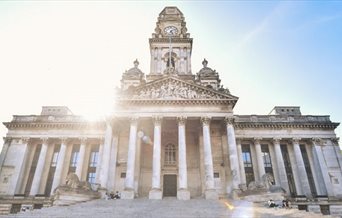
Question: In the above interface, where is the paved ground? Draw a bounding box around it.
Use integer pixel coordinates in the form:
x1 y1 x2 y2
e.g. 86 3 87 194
2 197 338 218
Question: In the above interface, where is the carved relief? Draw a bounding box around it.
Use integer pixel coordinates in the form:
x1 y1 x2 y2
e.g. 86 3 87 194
132 80 223 100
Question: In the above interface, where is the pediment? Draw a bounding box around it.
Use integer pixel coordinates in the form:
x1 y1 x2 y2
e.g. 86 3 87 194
120 76 238 102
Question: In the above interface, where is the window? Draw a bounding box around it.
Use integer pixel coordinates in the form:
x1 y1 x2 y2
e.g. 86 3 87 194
242 144 254 186
87 172 96 184
86 144 99 184
51 151 59 167
242 145 252 167
261 144 273 176
214 172 219 178
69 144 80 174
120 172 126 178
89 151 99 167
165 143 176 165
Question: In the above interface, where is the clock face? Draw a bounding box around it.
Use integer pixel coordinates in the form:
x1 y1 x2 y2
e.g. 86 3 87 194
164 26 178 36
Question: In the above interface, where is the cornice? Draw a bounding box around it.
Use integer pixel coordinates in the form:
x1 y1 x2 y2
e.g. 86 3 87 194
149 38 193 44
234 122 339 130
3 121 106 130
116 98 237 106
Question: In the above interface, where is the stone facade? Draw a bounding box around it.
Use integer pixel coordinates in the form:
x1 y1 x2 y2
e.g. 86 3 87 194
0 6 342 215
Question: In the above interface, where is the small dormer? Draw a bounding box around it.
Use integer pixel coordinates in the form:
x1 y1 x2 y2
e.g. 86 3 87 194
41 106 73 116
121 59 145 90
197 59 221 90
269 106 302 116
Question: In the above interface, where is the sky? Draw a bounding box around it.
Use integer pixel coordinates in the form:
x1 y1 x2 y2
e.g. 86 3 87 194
0 1 341 149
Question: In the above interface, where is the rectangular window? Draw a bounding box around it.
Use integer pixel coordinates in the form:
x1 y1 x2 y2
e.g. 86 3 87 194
261 144 273 176
51 151 59 167
242 144 254 186
89 151 99 167
69 144 80 174
214 172 219 178
86 144 99 184
87 172 96 184
121 172 126 178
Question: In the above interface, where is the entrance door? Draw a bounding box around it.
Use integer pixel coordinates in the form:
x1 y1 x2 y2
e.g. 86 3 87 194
163 174 177 197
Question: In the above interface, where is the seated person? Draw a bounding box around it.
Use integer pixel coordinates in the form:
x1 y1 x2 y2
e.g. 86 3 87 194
282 199 290 208
113 191 120 199
268 199 278 208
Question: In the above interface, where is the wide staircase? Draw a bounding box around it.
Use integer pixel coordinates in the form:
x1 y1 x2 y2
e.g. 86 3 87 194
2 198 339 218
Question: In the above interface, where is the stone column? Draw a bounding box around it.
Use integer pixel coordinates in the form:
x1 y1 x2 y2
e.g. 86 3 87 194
0 137 11 174
75 137 87 180
201 117 218 199
292 138 312 197
254 138 265 182
14 137 30 194
30 137 49 196
99 120 113 189
149 116 163 199
50 138 68 194
95 138 104 184
273 138 289 194
236 138 246 189
312 138 334 197
122 117 138 199
224 117 241 197
177 116 190 200
331 138 342 172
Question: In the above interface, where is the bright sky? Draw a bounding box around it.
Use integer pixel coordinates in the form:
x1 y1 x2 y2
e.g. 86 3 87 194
0 1 341 149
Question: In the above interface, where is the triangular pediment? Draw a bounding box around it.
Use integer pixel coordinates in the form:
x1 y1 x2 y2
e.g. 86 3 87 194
120 76 238 102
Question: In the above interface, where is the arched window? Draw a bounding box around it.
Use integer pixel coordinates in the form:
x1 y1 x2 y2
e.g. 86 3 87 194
165 143 177 165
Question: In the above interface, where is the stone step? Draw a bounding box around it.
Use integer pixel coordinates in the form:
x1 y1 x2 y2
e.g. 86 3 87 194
2 198 340 218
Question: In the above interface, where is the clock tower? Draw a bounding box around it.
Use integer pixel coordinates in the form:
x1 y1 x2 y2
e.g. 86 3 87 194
148 7 193 82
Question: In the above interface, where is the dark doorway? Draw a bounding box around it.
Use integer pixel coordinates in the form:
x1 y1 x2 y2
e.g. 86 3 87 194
163 174 177 197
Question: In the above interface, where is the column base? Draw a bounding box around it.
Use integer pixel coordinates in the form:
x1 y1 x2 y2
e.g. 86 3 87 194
149 189 162 199
121 189 135 199
177 189 190 200
205 189 218 200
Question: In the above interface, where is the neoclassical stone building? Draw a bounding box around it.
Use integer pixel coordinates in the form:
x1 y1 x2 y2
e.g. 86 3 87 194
0 6 342 214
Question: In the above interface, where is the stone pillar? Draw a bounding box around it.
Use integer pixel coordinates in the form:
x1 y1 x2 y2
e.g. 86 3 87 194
50 138 68 194
95 138 104 184
273 138 290 194
75 137 87 180
14 138 30 194
224 117 241 197
99 120 113 189
254 138 265 182
236 138 246 189
331 138 342 172
177 116 190 200
292 138 312 197
122 117 138 199
312 138 334 197
0 137 11 174
201 117 218 199
30 137 49 196
149 116 163 199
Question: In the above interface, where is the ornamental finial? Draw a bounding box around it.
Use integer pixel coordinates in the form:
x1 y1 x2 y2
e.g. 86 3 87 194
202 58 208 68
134 59 139 68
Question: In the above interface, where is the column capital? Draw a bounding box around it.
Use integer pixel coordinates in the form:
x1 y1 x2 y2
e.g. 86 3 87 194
200 116 211 126
40 137 49 144
79 137 87 144
153 116 163 126
21 137 30 144
129 116 139 125
331 137 340 145
291 137 301 144
273 137 282 144
224 117 235 125
254 137 262 144
177 116 187 126
60 137 68 144
312 137 322 145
